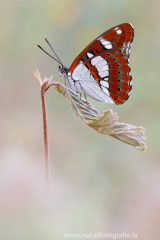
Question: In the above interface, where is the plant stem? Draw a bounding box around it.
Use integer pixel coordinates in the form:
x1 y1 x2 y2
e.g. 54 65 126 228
41 81 49 187
40 80 60 188
34 69 61 188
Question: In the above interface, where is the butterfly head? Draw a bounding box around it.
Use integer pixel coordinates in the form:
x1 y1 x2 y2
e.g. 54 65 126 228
59 66 68 77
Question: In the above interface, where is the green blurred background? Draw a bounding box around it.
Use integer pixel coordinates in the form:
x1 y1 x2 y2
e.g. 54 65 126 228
0 0 160 239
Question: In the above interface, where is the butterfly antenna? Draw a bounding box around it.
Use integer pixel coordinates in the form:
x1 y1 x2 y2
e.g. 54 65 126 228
36 44 63 66
44 37 63 66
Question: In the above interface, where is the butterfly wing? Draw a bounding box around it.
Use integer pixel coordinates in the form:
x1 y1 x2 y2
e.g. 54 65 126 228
68 23 134 104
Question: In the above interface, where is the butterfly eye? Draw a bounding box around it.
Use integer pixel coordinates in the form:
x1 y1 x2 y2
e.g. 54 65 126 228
118 88 120 91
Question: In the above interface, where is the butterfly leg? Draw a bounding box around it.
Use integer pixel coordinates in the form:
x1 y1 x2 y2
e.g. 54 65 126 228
64 79 69 95
63 80 66 93
84 92 90 106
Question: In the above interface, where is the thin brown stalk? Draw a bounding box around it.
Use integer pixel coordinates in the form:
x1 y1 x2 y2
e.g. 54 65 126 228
41 81 49 187
34 69 61 188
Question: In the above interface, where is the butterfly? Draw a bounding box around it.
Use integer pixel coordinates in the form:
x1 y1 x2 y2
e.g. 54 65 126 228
37 23 134 104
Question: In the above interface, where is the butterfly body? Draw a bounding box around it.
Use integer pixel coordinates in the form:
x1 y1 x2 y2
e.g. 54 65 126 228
59 23 134 104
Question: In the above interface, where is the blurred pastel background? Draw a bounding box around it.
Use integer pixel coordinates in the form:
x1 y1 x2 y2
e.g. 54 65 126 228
0 0 160 239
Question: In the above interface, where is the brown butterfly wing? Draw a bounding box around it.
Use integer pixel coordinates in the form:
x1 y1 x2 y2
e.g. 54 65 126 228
68 23 134 104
